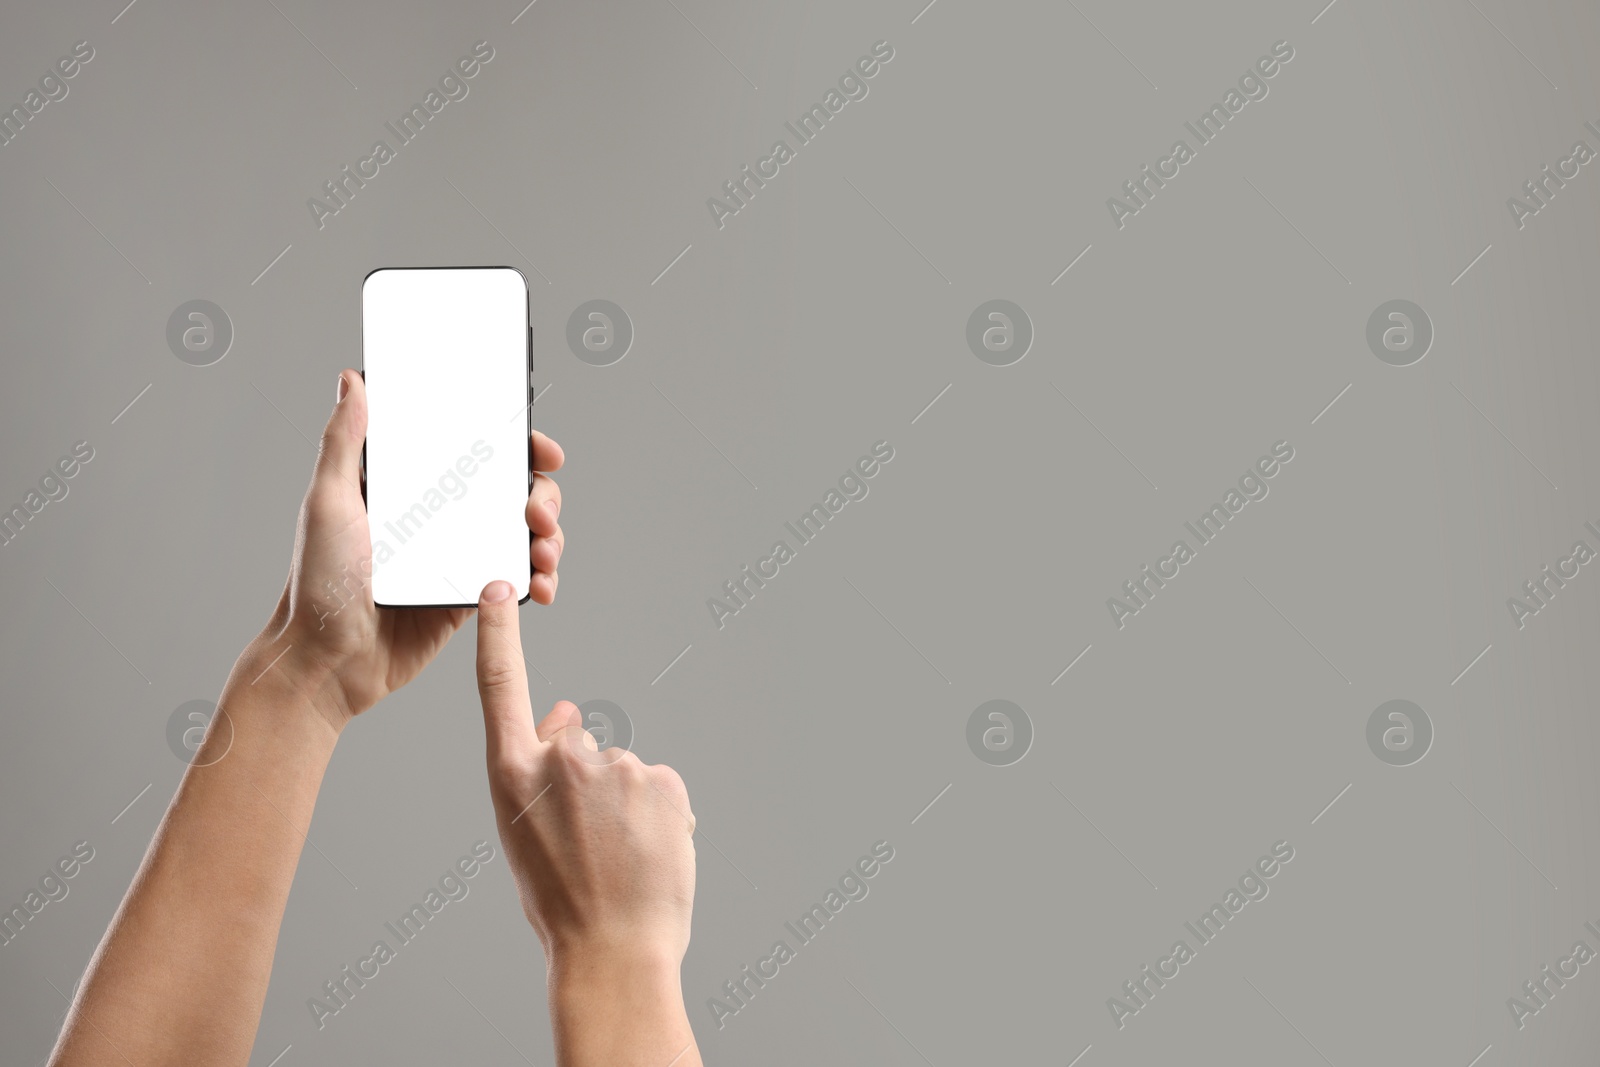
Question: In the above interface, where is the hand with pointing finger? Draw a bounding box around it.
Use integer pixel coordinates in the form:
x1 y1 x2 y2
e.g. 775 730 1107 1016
252 369 566 732
474 580 701 1067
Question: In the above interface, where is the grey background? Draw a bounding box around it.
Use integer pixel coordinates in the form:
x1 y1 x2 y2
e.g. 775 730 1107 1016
1 0 1597 1064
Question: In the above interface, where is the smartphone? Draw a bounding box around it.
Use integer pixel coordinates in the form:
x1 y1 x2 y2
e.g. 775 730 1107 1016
361 266 531 607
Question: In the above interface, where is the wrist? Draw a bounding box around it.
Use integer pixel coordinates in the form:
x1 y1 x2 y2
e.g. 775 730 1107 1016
548 941 685 1007
231 635 354 738
547 944 695 1065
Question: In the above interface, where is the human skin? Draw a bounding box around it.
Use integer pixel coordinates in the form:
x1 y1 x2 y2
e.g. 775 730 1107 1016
46 369 574 1066
474 580 702 1067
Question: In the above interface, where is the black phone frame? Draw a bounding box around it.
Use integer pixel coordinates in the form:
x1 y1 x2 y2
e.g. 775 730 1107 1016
359 264 535 609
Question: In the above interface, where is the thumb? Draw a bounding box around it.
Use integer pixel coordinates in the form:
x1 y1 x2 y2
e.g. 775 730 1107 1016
313 369 366 498
536 700 582 743
476 580 537 764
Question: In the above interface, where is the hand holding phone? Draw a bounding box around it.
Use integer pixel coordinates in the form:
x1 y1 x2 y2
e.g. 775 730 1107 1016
249 269 564 724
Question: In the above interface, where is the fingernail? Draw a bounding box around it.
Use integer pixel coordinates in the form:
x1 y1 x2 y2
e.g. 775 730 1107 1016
548 537 562 561
482 580 513 603
335 373 348 405
544 498 560 518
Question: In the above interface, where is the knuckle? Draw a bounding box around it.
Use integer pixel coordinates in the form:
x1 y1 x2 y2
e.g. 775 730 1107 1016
537 476 562 513
533 743 565 775
554 732 594 768
489 748 531 783
477 657 521 693
651 763 687 794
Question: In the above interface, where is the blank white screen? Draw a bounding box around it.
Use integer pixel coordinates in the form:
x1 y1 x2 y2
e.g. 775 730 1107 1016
363 267 529 606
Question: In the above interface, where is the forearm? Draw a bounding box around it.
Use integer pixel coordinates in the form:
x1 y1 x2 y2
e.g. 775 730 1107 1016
549 949 701 1067
50 639 344 1067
